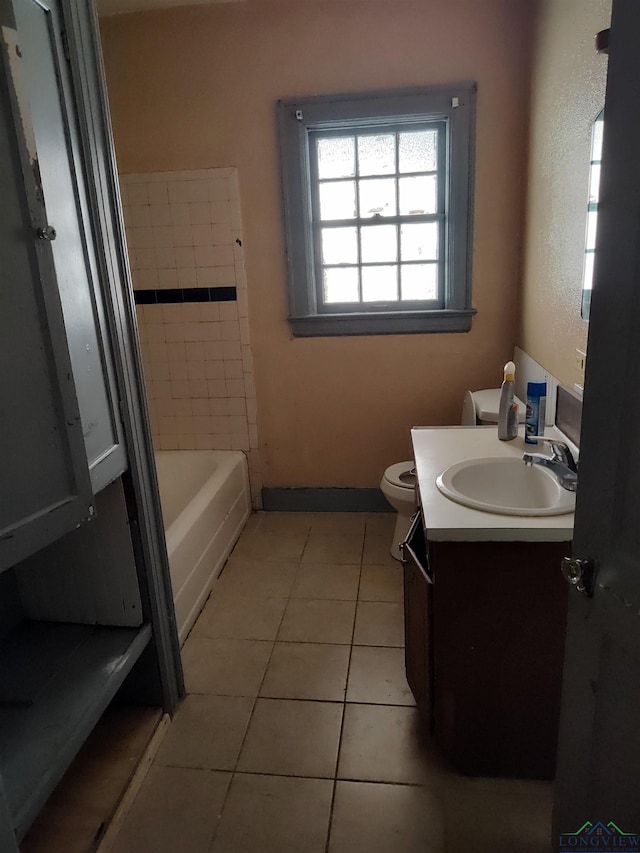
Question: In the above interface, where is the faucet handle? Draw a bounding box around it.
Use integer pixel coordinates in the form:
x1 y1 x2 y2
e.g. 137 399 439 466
528 437 577 471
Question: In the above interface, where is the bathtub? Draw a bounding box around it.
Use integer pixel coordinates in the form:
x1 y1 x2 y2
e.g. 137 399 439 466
154 450 251 644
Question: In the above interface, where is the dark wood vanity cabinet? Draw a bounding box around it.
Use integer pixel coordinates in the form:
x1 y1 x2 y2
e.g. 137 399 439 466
404 516 570 779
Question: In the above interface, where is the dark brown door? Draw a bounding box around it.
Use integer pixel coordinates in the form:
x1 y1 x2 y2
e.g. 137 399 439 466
553 0 640 843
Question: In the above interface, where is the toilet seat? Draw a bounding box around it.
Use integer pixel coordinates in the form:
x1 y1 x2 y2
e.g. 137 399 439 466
383 461 416 490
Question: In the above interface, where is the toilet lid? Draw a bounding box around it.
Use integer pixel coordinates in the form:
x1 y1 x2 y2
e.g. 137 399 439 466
384 461 416 489
471 389 526 423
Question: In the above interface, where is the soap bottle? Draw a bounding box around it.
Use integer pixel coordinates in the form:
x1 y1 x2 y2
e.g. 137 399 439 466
525 381 547 444
497 361 518 441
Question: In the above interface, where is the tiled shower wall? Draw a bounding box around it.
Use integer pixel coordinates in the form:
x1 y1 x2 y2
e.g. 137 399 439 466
120 168 261 507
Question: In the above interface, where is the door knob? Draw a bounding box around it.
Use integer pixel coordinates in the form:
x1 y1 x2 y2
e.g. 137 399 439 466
561 557 594 597
37 225 57 241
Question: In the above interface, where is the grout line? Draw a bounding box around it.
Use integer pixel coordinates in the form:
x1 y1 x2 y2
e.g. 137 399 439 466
205 524 299 851
228 769 440 789
324 539 364 853
183 691 415 709
224 525 307 778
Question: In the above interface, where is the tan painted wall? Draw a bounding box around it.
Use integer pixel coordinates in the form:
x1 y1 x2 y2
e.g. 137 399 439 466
519 0 611 389
101 0 535 487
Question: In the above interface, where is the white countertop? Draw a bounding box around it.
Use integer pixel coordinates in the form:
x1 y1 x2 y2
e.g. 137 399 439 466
411 425 574 543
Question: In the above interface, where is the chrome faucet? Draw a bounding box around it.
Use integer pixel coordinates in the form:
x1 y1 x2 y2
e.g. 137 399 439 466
522 438 578 492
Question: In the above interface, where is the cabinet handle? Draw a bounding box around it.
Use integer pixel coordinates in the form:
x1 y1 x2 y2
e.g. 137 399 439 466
402 511 433 584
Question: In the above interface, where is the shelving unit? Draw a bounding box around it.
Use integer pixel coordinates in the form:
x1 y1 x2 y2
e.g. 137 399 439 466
0 0 184 845
0 621 151 840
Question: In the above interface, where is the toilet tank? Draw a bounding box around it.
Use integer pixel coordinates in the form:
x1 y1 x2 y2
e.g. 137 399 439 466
462 389 526 426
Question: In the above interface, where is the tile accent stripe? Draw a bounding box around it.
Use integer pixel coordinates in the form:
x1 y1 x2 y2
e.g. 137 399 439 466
134 287 237 305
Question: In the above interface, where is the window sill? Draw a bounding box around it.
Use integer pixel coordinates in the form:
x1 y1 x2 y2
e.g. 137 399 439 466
288 309 477 337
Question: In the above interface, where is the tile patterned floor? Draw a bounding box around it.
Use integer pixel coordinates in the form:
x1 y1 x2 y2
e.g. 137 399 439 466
111 512 554 853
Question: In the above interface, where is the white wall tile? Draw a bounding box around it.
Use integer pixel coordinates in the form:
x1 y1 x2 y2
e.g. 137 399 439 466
170 203 191 226
215 266 237 286
128 183 149 205
130 206 152 227
177 268 198 287
158 269 179 289
223 341 242 360
201 303 221 322
208 179 229 202
147 182 169 205
211 200 231 223
168 182 189 204
212 224 233 245
174 247 195 269
173 225 194 247
208 379 226 398
187 180 210 203
221 321 240 341
151 205 172 227
189 202 211 225
126 167 261 505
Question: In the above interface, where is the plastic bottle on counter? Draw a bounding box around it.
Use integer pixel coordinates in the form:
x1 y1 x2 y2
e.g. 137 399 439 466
497 361 518 441
525 381 547 445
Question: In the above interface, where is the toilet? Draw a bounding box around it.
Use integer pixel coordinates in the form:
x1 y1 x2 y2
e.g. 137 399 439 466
380 388 526 561
461 388 525 427
379 461 418 561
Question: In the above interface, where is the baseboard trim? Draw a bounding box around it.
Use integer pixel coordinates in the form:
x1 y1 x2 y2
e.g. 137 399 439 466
262 487 392 513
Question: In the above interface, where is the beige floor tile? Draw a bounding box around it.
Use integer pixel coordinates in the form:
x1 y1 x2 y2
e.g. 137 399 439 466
353 601 404 647
237 698 343 778
22 825 98 853
155 695 254 770
241 513 263 535
181 636 272 696
278 599 356 644
211 773 333 853
302 531 364 564
359 563 404 602
329 780 445 853
191 594 287 641
443 778 553 853
248 512 313 536
307 512 367 535
362 532 400 567
364 513 396 538
233 528 308 561
346 646 415 706
215 557 298 597
110 766 231 853
260 642 350 701
291 562 360 600
338 704 449 785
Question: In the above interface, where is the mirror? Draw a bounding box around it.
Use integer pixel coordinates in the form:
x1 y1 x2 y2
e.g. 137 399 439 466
581 109 604 320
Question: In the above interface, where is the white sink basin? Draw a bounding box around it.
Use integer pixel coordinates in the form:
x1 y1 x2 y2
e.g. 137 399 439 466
435 457 576 517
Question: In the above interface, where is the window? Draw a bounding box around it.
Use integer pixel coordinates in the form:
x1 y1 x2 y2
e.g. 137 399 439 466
278 84 477 337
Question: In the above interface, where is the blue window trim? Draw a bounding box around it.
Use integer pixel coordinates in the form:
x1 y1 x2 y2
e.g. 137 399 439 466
277 83 477 337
